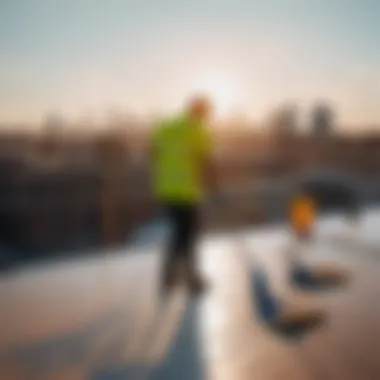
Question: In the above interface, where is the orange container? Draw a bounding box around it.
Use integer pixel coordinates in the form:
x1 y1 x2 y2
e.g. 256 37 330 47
290 195 316 238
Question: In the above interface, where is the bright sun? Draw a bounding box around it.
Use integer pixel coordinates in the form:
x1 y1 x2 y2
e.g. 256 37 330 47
190 72 240 118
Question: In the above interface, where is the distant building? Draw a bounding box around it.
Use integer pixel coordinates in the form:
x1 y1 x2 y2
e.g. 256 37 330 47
268 104 299 139
43 112 65 134
311 103 334 137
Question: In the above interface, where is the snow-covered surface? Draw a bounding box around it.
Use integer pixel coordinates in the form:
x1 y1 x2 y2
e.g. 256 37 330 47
1 206 380 379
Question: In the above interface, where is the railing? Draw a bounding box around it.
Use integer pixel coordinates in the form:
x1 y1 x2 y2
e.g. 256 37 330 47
0 155 376 268
0 164 157 261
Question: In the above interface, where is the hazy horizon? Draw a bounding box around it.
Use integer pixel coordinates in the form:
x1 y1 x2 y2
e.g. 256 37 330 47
1 0 380 129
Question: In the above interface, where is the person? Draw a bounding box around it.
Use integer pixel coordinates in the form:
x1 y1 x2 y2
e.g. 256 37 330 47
150 95 214 294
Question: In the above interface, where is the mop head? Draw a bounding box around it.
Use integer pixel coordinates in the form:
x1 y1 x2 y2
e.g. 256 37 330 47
252 268 280 324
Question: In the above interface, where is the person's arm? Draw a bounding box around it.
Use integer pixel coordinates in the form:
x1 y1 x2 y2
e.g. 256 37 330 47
200 128 217 192
202 155 217 191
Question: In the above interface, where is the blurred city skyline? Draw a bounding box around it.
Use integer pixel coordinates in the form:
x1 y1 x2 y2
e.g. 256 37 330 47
1 0 380 129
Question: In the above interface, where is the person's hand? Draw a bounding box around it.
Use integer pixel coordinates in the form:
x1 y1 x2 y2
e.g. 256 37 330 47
204 190 225 210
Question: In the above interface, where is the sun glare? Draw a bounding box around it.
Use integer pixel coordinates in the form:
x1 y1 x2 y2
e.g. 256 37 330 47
190 72 241 118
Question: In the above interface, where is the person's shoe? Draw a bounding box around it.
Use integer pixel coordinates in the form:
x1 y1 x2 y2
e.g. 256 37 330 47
185 268 207 295
174 258 207 295
161 262 178 294
188 275 207 295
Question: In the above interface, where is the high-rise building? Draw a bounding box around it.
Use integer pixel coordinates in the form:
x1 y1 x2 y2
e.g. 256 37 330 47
311 102 334 137
268 104 299 139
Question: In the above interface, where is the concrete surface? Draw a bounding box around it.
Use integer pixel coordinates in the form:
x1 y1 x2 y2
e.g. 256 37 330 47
1 209 380 379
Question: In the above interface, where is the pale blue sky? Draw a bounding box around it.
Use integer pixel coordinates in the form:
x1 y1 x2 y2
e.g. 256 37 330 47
0 0 379 126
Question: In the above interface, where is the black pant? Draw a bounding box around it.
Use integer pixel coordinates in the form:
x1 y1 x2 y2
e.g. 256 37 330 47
163 203 199 272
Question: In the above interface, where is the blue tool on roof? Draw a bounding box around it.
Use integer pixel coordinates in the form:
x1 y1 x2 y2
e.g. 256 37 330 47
242 239 326 340
291 262 347 291
251 266 280 324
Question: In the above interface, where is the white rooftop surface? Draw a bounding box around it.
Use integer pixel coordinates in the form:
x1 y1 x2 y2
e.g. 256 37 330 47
1 207 380 379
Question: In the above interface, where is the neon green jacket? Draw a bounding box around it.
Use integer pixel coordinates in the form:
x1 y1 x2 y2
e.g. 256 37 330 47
151 114 211 203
